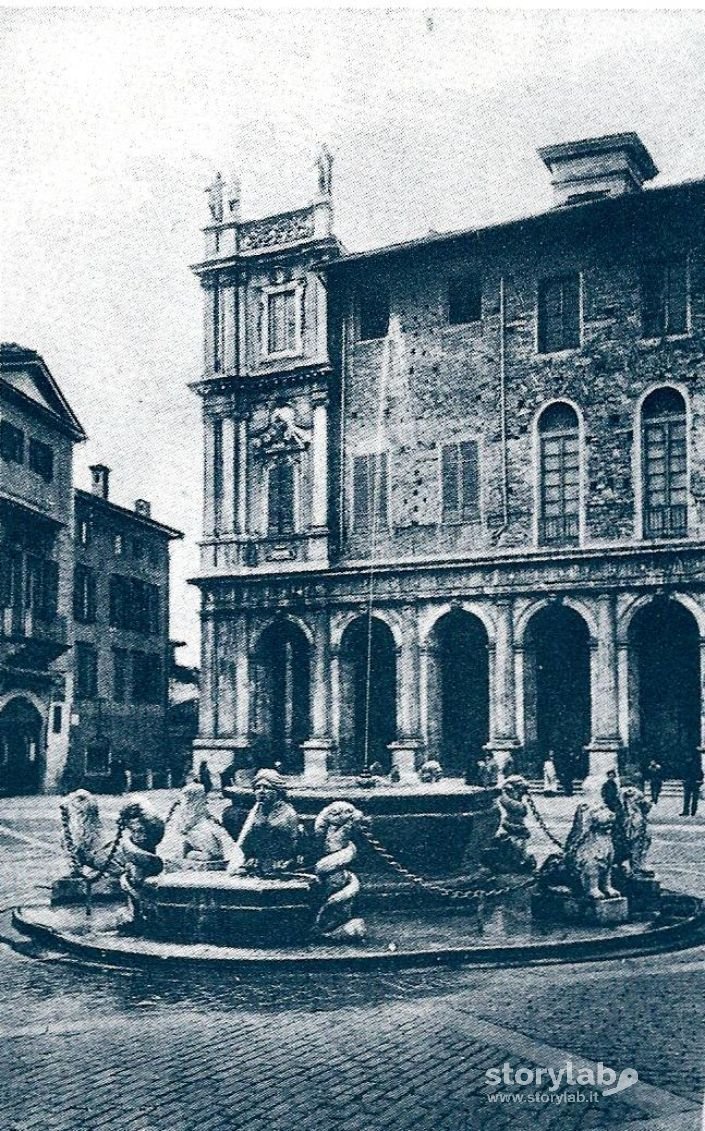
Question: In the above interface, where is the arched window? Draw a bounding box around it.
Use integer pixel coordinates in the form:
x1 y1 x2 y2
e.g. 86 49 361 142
538 402 580 545
642 387 687 539
267 459 295 536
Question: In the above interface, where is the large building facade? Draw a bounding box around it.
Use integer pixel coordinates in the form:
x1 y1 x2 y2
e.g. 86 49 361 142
65 466 183 792
194 135 705 786
0 344 85 794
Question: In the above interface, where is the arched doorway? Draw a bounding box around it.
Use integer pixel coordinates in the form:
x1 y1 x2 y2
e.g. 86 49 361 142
427 610 489 775
339 615 397 773
0 698 44 795
523 604 591 778
252 619 310 773
628 599 700 777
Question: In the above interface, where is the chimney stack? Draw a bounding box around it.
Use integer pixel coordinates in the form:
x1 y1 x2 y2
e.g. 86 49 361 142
134 499 151 518
89 464 110 500
538 132 658 207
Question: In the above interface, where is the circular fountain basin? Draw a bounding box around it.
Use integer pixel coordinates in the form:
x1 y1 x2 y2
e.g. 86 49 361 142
223 777 499 901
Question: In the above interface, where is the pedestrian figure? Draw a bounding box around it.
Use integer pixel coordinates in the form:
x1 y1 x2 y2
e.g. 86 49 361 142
601 768 621 814
556 750 574 797
646 758 663 805
542 752 559 797
681 751 703 817
197 759 213 795
476 752 498 788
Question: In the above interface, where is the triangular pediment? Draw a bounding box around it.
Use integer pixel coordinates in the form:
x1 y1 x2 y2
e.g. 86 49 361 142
0 345 86 440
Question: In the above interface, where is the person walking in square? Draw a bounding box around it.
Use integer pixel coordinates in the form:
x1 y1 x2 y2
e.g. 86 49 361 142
646 758 663 805
681 751 703 817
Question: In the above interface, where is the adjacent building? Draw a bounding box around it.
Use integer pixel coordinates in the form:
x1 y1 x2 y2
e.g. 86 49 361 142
194 134 705 786
0 343 86 794
66 466 183 791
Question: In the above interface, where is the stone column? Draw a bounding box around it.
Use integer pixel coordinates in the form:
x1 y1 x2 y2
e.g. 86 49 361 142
221 417 236 534
486 599 520 777
302 610 333 783
222 286 238 374
329 646 342 772
203 419 216 537
199 612 216 737
234 615 250 743
216 616 237 737
419 644 430 746
236 417 248 535
388 608 423 782
311 395 329 531
585 594 622 798
616 641 630 750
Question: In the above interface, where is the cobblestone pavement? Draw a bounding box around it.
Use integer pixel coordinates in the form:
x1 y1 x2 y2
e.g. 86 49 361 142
0 791 703 1131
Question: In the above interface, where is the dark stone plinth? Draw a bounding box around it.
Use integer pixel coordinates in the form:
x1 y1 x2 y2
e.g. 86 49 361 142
621 874 662 914
223 778 499 904
51 875 122 906
532 888 629 926
137 872 316 947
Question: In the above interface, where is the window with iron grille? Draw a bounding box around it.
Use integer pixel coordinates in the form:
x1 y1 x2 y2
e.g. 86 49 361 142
73 564 97 623
0 420 24 464
266 288 299 356
75 643 98 700
641 262 689 338
357 285 390 341
352 452 389 533
538 402 580 545
642 387 688 539
537 274 581 354
441 440 480 523
267 459 295 536
28 438 54 482
448 275 482 325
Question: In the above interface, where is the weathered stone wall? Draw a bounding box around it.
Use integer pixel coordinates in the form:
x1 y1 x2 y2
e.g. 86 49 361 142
331 187 705 563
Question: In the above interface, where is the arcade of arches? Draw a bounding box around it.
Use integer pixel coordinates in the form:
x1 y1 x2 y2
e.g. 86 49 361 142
200 593 705 781
0 697 44 796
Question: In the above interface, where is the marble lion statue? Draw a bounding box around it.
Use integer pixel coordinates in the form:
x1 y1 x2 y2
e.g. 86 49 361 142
313 800 368 943
60 789 105 874
617 786 653 876
564 802 621 901
170 781 236 865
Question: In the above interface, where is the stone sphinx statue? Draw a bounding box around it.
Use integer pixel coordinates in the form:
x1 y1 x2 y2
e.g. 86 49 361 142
313 800 367 942
483 775 536 874
564 802 621 901
227 768 300 877
169 781 235 867
615 786 654 877
60 789 105 875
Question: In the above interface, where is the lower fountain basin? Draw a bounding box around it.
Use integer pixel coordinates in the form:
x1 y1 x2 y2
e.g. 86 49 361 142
138 871 316 947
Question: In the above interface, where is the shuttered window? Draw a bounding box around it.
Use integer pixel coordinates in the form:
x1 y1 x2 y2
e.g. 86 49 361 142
642 388 688 538
441 440 480 523
267 289 298 355
268 460 295 535
641 262 689 338
537 274 581 354
538 402 580 545
353 452 389 533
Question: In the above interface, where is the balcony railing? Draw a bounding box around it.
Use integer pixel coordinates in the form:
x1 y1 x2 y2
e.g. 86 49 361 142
0 606 67 648
644 504 687 540
539 514 579 546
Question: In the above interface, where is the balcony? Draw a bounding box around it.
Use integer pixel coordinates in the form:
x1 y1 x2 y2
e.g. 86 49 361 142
0 607 68 666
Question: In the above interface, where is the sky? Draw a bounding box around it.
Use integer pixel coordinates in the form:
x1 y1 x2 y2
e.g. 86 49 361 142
3 7 705 665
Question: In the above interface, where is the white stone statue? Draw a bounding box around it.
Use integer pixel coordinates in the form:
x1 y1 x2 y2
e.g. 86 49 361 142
316 145 333 198
205 171 224 223
564 802 621 901
60 789 105 874
170 781 237 865
313 800 367 942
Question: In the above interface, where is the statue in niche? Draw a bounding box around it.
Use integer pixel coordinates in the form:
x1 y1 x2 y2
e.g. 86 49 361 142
227 768 301 877
316 145 333 197
205 171 224 223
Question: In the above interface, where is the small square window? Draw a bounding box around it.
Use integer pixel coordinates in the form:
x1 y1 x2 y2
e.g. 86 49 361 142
448 276 482 325
358 286 390 341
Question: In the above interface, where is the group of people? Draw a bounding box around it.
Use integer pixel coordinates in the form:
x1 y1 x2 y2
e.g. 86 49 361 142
541 750 578 797
541 748 704 817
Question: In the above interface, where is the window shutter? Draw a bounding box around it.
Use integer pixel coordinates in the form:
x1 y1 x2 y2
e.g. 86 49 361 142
87 571 97 623
460 440 480 520
667 263 688 334
73 567 83 620
641 265 665 337
285 291 298 351
353 455 371 531
268 463 280 533
562 274 581 349
279 462 295 534
442 444 460 520
374 452 389 529
42 560 58 620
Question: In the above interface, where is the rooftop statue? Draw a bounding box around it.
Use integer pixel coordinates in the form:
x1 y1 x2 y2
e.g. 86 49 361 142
316 144 333 198
205 171 224 223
